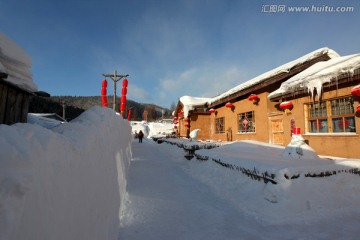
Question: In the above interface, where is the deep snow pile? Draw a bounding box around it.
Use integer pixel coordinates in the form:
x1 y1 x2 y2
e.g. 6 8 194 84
0 107 132 240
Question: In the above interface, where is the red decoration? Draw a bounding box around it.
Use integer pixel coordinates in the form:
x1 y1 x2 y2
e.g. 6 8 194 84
127 108 133 121
120 103 126 111
174 125 177 129
293 127 301 135
209 108 215 113
173 117 178 121
357 105 360 113
122 78 128 87
101 88 107 96
225 102 234 109
122 87 127 95
184 122 189 127
248 94 259 103
351 86 360 97
102 79 108 88
101 80 108 107
120 78 128 118
280 101 293 113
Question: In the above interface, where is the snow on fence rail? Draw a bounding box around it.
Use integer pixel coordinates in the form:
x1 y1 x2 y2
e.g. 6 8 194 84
162 139 360 185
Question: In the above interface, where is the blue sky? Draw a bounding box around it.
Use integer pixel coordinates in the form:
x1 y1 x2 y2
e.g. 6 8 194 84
1 0 359 108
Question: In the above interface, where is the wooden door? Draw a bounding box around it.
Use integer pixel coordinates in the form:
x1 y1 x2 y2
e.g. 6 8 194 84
270 118 284 145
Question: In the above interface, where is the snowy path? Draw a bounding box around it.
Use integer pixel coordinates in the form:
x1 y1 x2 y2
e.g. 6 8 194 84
118 140 360 240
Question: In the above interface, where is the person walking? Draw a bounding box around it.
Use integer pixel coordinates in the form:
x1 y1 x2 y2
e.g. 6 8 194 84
138 130 144 143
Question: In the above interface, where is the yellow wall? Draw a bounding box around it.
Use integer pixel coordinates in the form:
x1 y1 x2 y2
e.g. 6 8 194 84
186 84 360 158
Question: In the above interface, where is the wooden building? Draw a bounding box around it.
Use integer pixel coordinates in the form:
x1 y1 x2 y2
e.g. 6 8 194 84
175 48 360 158
0 33 37 125
0 73 33 124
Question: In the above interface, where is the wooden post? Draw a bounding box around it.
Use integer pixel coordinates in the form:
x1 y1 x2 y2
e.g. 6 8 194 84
102 71 129 111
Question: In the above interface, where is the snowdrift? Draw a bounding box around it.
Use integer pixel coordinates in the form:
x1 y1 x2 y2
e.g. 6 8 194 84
0 107 132 240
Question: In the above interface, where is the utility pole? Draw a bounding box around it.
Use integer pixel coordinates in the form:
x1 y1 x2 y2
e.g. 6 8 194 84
102 70 129 111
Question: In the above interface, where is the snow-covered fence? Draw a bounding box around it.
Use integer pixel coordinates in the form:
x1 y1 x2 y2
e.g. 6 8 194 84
163 139 360 185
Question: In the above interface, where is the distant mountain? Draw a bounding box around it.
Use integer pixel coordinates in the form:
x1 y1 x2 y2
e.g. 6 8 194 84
29 95 172 122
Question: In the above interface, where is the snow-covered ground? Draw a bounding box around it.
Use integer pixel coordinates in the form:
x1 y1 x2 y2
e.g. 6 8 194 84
2 106 360 240
0 107 132 240
130 120 175 138
120 138 360 240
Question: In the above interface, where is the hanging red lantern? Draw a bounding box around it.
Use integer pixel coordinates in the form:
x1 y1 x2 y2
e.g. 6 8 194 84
184 122 189 127
225 102 234 109
351 86 360 97
102 79 108 88
248 94 260 103
122 78 128 87
357 105 360 113
120 102 126 111
121 95 127 103
127 108 133 121
101 79 108 108
209 108 215 113
173 117 178 121
122 87 127 95
279 101 293 114
174 125 178 129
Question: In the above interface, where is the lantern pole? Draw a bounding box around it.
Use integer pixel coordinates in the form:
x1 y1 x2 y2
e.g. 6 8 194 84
102 70 129 111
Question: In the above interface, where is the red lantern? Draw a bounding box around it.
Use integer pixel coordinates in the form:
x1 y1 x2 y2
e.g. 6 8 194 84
120 103 126 111
101 80 108 108
351 86 360 97
209 108 215 113
225 102 234 109
127 108 133 121
357 105 360 113
102 79 108 88
173 117 178 121
121 95 127 103
279 101 293 113
174 125 177 129
122 78 128 87
248 94 259 103
184 122 189 127
122 87 127 95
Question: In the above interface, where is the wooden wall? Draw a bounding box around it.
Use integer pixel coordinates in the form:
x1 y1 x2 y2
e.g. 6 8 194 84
0 81 31 125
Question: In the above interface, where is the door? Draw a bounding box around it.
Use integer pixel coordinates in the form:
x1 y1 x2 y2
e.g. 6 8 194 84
270 117 284 145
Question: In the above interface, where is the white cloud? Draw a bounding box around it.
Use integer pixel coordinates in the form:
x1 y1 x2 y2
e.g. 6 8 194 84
158 64 247 106
127 84 152 102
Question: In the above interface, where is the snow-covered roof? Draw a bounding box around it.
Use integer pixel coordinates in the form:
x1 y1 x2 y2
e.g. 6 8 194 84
0 33 37 92
268 54 360 100
208 47 339 105
179 96 212 118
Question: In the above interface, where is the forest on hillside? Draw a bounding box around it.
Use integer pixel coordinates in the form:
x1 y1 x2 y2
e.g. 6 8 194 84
29 95 173 122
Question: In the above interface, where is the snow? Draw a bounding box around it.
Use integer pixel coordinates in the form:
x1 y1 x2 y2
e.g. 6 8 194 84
130 120 175 138
0 33 37 92
0 107 131 240
268 54 360 100
120 139 360 239
2 105 360 239
208 47 339 105
179 96 211 118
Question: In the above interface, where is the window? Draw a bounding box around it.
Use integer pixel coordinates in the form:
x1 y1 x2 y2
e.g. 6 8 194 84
307 96 356 133
238 111 256 133
215 117 225 134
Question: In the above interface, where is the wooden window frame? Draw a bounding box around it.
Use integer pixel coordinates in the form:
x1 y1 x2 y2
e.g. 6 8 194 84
215 117 225 134
305 96 356 133
238 111 256 133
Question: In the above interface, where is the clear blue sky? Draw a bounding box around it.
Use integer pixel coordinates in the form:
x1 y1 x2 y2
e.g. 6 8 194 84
1 0 359 108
